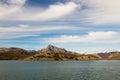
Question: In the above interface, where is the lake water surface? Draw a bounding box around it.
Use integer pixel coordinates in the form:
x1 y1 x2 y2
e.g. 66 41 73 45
0 60 120 80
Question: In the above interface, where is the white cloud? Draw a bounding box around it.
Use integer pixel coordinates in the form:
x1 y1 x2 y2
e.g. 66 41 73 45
65 0 120 24
19 24 29 28
6 0 26 6
0 0 78 21
23 2 79 21
0 0 26 19
82 0 120 24
1 0 120 24
46 31 120 43
0 25 80 39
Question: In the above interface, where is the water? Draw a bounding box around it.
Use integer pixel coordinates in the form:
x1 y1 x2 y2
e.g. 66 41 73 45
0 60 120 80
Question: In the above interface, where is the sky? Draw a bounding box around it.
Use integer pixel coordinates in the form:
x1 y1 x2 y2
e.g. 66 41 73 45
0 0 120 53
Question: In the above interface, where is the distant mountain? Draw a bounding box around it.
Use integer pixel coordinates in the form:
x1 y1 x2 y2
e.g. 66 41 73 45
24 45 75 60
108 51 120 60
97 51 120 59
39 44 68 54
24 45 100 61
0 47 37 60
97 53 112 59
0 45 119 60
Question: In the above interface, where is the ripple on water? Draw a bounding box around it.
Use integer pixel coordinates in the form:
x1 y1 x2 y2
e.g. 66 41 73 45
0 61 120 80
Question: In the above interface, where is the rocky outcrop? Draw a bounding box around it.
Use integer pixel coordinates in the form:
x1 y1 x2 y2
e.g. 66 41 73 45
38 44 67 54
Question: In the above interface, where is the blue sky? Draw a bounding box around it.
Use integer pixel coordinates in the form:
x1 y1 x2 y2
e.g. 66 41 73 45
0 0 120 53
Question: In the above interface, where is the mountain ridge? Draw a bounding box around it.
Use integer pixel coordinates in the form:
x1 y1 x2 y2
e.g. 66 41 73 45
0 45 120 60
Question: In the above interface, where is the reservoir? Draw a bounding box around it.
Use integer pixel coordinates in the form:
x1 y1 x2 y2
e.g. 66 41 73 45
0 60 120 80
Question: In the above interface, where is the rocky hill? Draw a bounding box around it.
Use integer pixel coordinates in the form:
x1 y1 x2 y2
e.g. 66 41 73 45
24 45 101 61
38 44 68 54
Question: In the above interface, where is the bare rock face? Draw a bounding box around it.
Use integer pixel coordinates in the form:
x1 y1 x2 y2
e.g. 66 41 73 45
39 44 67 54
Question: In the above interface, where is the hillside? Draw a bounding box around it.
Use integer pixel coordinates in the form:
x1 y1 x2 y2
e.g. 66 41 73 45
108 51 120 60
97 51 120 60
24 45 101 61
0 45 119 60
0 47 37 60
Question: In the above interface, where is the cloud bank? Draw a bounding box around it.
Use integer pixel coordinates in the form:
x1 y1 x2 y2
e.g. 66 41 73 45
80 0 120 24
1 0 120 25
0 0 78 21
46 31 120 43
0 25 80 39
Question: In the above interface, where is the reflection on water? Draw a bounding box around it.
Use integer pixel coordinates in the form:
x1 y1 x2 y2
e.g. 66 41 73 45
0 60 120 80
